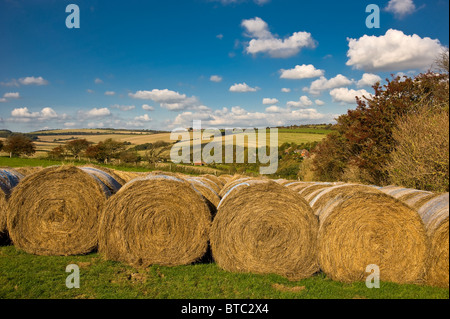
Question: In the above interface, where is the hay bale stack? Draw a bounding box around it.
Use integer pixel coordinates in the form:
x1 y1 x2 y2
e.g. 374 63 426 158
7 165 122 256
416 193 449 288
309 184 428 284
0 169 24 241
98 175 211 267
210 180 319 280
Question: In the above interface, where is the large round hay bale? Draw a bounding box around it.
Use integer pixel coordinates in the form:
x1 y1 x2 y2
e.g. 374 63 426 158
200 174 224 188
219 177 254 197
310 184 428 284
0 169 23 242
299 183 335 201
416 193 449 288
210 180 319 280
184 177 221 214
7 166 122 256
81 165 126 186
98 175 211 267
218 175 233 185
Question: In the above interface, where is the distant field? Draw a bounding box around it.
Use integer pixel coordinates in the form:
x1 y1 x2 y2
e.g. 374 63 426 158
1 128 331 159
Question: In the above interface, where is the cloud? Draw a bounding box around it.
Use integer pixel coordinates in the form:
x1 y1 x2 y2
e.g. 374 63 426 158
142 104 155 111
229 82 260 93
305 75 354 95
265 105 282 113
86 89 95 94
385 0 416 18
329 88 372 104
104 91 116 96
95 78 103 84
216 34 224 40
315 99 325 106
18 76 49 86
0 98 6 103
241 17 316 58
10 107 63 122
134 114 152 122
110 104 135 111
280 64 324 80
79 107 111 119
346 29 446 72
357 73 382 87
171 105 333 128
129 89 187 103
2 92 20 100
129 89 206 111
0 79 19 87
281 88 291 93
287 96 314 108
262 98 279 105
210 75 223 83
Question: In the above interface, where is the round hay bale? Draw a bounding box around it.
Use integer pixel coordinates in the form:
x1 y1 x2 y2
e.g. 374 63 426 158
219 177 254 197
416 193 449 288
81 165 126 186
200 174 224 188
218 175 233 185
98 175 211 267
196 176 222 194
0 169 23 242
184 177 221 215
397 190 434 205
311 185 428 284
210 180 319 280
110 169 146 183
7 165 122 256
299 183 335 201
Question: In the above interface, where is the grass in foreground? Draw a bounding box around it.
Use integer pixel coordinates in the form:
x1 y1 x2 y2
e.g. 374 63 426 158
0 246 448 299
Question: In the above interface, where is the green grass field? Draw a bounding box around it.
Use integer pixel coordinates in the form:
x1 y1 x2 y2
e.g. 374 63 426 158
0 246 448 299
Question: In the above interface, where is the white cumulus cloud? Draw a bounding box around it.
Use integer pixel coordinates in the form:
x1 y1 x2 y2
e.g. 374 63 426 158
229 83 260 93
18 76 48 86
241 17 316 58
357 73 382 87
287 96 314 108
346 29 446 72
262 98 279 105
329 88 372 104
305 75 354 96
385 0 416 18
210 75 223 83
280 64 324 80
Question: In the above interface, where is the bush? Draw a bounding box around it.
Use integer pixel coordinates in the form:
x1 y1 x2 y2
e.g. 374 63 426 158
387 107 449 192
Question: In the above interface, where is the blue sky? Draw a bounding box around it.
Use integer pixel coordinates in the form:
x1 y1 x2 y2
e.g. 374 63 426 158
0 0 448 132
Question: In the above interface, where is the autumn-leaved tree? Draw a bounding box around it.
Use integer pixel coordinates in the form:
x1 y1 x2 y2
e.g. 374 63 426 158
65 139 90 160
85 139 126 164
311 71 449 186
3 134 36 158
